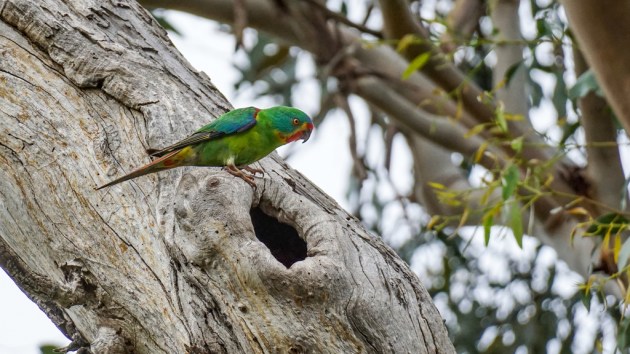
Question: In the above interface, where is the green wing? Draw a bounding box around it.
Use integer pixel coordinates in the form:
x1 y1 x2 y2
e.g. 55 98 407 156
149 107 258 157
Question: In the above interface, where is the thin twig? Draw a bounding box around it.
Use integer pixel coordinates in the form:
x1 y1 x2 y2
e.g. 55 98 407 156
383 124 397 171
303 0 383 38
233 0 247 50
361 2 375 26
334 93 368 181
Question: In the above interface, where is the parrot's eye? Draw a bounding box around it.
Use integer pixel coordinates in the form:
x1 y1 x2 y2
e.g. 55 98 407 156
292 118 300 126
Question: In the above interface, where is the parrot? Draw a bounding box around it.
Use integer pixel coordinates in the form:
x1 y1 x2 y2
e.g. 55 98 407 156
96 106 314 189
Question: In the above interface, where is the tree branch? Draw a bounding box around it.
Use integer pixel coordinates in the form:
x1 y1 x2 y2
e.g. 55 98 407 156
353 76 497 168
490 0 528 118
378 0 555 165
302 0 382 38
573 48 626 212
561 1 630 136
378 0 494 124
441 0 484 52
408 134 489 222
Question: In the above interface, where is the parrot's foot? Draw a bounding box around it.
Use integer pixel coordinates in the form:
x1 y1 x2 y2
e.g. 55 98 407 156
225 164 257 188
241 165 264 176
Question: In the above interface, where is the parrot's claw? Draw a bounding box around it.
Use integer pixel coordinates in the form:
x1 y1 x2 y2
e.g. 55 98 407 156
225 164 257 188
241 165 264 176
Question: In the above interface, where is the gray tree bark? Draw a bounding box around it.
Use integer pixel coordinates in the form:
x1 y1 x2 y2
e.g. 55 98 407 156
0 0 454 353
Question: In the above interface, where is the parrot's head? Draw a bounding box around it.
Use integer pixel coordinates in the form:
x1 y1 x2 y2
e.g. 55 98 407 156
264 106 314 144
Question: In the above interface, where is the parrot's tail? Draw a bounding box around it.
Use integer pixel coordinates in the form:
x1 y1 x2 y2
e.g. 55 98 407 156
96 148 189 190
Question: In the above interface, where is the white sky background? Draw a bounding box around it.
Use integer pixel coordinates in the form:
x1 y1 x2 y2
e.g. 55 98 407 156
0 2 623 353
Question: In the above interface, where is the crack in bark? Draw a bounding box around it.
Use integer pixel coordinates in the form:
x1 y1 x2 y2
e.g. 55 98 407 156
0 67 36 86
0 36 66 76
170 260 194 343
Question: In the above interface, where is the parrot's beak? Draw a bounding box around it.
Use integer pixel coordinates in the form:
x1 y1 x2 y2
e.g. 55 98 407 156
301 122 314 143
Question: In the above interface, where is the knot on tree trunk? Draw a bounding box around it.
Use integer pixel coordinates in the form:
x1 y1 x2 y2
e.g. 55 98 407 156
59 259 99 307
89 326 128 354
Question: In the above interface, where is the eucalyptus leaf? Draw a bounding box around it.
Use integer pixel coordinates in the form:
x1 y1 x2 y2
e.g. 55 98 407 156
502 165 519 201
402 53 431 80
568 69 604 99
509 200 523 248
483 213 493 246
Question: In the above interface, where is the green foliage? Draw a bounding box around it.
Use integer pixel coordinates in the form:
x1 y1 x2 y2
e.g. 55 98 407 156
501 165 519 201
402 52 431 79
483 212 493 246
526 0 576 144
507 201 523 248
618 316 630 349
584 213 629 238
568 70 604 100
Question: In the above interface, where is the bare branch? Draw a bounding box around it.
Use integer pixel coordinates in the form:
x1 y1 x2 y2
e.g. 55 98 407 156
233 0 248 49
353 76 497 168
489 0 528 117
140 0 302 45
302 0 382 38
334 94 368 181
441 0 485 53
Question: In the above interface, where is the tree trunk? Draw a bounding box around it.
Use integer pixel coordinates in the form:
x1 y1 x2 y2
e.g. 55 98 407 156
0 1 454 353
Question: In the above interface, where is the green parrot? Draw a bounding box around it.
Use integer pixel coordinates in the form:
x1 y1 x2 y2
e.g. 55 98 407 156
96 106 314 189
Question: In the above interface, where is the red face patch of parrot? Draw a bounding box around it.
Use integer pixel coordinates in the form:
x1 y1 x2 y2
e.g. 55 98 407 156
286 122 314 143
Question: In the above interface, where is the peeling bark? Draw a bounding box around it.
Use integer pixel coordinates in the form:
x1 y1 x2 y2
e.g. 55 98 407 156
0 0 454 352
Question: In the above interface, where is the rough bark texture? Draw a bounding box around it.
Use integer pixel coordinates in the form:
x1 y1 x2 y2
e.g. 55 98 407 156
0 0 454 353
